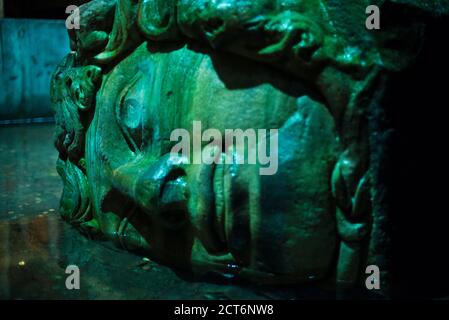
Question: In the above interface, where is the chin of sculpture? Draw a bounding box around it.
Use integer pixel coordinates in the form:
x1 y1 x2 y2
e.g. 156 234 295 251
51 0 447 294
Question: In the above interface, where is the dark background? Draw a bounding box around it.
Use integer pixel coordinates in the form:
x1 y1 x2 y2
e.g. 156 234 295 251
386 16 449 298
3 0 88 19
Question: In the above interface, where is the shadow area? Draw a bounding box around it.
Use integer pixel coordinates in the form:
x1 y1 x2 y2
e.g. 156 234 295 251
384 17 449 299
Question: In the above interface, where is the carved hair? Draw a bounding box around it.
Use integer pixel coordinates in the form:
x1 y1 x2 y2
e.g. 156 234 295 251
89 0 375 78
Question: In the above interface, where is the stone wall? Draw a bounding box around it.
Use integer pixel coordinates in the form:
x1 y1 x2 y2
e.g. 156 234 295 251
0 19 69 120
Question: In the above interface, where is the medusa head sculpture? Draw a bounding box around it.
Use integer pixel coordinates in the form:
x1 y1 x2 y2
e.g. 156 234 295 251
51 0 447 292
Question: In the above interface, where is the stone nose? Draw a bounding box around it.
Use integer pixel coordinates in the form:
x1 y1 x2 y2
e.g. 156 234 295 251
159 173 189 229
112 153 189 229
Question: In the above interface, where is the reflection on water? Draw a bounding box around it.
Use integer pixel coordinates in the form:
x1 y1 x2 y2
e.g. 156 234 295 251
0 124 335 300
0 124 67 299
0 214 63 299
2 212 309 300
0 125 61 221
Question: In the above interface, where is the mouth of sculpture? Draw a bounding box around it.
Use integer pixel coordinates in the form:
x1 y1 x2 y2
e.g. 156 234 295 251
212 158 227 247
191 152 231 256
198 150 252 265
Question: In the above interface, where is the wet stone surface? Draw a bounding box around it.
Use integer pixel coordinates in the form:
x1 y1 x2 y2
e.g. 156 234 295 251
0 124 61 221
0 124 335 300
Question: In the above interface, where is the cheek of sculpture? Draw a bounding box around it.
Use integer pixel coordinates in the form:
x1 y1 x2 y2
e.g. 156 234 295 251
188 97 340 281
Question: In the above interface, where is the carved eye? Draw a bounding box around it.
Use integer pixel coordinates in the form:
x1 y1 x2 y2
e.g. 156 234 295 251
121 98 145 148
116 73 152 153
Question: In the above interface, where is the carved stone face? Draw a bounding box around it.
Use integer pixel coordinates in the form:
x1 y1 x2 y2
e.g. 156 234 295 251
85 43 340 283
57 0 442 289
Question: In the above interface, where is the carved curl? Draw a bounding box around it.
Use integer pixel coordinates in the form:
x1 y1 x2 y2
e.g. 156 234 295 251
51 52 103 231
